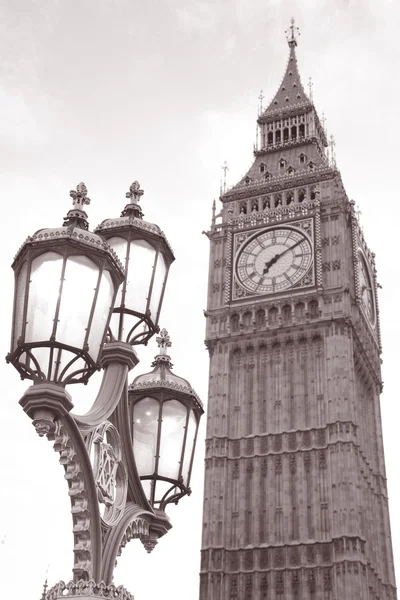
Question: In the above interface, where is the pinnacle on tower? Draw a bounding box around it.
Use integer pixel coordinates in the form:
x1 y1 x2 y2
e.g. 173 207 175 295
261 18 309 117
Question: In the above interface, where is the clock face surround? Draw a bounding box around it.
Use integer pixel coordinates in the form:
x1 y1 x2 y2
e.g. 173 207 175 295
358 250 375 325
235 225 314 296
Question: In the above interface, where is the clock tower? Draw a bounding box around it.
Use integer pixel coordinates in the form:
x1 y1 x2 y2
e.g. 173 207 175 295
200 21 397 600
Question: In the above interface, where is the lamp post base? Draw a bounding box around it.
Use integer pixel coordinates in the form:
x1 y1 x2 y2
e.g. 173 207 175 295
45 580 134 600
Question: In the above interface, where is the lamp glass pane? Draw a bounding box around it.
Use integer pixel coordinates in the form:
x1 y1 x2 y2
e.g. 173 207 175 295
53 352 86 383
25 252 63 343
158 400 187 481
125 239 156 315
132 397 159 477
87 269 114 361
140 479 152 501
181 409 197 485
154 480 175 505
13 262 28 351
106 237 127 308
149 252 167 322
57 255 99 350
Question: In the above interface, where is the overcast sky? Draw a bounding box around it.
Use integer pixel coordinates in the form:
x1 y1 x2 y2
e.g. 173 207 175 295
0 1 399 599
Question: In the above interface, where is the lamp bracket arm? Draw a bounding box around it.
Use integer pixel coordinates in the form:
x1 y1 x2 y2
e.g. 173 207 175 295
73 342 139 431
52 413 103 583
101 502 154 584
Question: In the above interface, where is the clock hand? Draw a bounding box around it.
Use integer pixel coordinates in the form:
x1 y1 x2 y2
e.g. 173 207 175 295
263 253 280 274
262 239 304 274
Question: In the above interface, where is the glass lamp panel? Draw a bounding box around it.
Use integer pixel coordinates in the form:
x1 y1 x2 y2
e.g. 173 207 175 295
87 269 114 361
125 239 156 315
12 262 28 351
140 479 152 501
149 252 167 321
57 255 99 350
158 400 187 481
50 349 86 382
132 397 159 477
106 237 127 308
25 252 63 344
181 409 197 485
21 346 50 379
153 480 175 505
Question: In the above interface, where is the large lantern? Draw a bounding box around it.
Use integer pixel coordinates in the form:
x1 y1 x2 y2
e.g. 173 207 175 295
94 182 175 346
7 183 124 385
129 329 203 509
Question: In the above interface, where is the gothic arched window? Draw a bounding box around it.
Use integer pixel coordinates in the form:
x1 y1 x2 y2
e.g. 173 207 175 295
243 312 252 328
269 307 278 325
231 314 240 332
309 300 319 318
299 123 305 137
295 302 305 320
267 131 273 146
286 190 294 205
298 188 306 203
291 125 297 140
283 128 289 142
256 309 265 328
282 305 292 323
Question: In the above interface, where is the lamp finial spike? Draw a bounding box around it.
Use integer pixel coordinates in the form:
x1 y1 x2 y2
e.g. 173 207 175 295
64 182 90 230
121 180 144 218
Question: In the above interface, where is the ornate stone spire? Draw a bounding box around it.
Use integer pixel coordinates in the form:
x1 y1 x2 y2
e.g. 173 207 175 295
261 19 309 117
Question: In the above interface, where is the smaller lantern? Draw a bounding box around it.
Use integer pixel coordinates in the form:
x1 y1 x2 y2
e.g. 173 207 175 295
94 182 175 346
7 183 125 385
129 329 203 510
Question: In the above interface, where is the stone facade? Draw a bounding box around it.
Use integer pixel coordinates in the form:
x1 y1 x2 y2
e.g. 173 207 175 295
200 28 397 600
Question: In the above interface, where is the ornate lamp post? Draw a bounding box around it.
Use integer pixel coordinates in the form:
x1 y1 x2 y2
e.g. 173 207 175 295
6 182 203 600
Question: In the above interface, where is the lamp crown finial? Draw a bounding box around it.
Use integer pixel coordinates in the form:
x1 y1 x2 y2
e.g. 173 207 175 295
70 182 91 208
156 328 172 353
126 181 144 203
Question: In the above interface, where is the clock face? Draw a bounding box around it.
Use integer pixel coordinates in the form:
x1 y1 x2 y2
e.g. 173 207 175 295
358 251 375 324
235 226 313 295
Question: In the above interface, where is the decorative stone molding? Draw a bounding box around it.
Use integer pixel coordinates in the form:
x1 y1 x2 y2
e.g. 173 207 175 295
52 418 102 581
46 579 134 600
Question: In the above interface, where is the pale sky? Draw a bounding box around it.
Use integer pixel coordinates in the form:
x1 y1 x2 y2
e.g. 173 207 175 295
0 1 399 599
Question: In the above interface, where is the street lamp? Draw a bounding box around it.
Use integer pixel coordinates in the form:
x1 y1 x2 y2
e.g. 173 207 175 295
6 182 203 600
130 328 203 511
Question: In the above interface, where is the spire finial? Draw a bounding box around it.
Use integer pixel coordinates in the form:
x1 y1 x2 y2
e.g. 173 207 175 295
329 134 336 167
211 199 216 226
121 181 144 219
222 161 229 194
258 89 264 115
286 17 299 48
308 77 313 102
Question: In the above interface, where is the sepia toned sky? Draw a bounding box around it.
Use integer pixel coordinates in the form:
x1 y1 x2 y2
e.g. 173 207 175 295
0 1 399 598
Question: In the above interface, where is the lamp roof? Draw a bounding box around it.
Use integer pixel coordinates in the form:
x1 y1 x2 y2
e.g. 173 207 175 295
12 183 124 275
94 181 175 261
129 329 203 411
